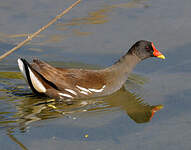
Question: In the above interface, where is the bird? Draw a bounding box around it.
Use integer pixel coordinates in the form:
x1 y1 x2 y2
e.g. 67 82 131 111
17 40 165 101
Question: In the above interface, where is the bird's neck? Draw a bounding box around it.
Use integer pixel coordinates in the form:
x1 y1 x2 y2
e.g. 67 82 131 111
108 54 141 75
103 54 141 91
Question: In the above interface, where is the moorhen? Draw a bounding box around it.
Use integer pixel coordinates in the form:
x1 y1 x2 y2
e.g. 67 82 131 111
18 40 165 100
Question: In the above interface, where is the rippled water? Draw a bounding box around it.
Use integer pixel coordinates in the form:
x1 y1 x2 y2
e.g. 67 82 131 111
1 0 191 149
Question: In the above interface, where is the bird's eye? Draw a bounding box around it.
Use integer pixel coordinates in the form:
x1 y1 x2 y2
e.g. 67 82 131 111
145 46 150 51
145 46 149 49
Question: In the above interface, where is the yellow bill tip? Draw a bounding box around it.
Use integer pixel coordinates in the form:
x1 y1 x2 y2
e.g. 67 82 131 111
152 105 164 112
157 54 165 59
155 105 164 110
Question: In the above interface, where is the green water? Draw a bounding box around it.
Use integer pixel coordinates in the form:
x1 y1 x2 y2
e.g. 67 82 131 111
1 0 191 149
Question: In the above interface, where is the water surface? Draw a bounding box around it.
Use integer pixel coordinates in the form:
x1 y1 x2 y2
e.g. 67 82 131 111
0 0 191 149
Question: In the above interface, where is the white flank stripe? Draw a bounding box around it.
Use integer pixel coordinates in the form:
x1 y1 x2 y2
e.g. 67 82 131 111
28 68 46 93
80 91 89 95
59 93 73 98
89 85 106 93
76 85 91 93
80 101 88 105
65 89 77 95
17 59 27 78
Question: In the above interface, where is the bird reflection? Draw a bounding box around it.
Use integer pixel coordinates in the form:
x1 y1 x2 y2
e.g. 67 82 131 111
101 87 163 123
13 86 163 132
4 86 163 150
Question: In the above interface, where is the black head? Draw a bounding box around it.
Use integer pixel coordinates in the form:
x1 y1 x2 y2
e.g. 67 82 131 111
127 40 165 60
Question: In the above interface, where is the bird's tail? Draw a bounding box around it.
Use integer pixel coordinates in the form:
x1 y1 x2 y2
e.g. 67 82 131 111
17 58 49 95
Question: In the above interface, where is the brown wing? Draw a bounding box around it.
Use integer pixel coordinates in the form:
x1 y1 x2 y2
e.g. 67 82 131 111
31 59 106 98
